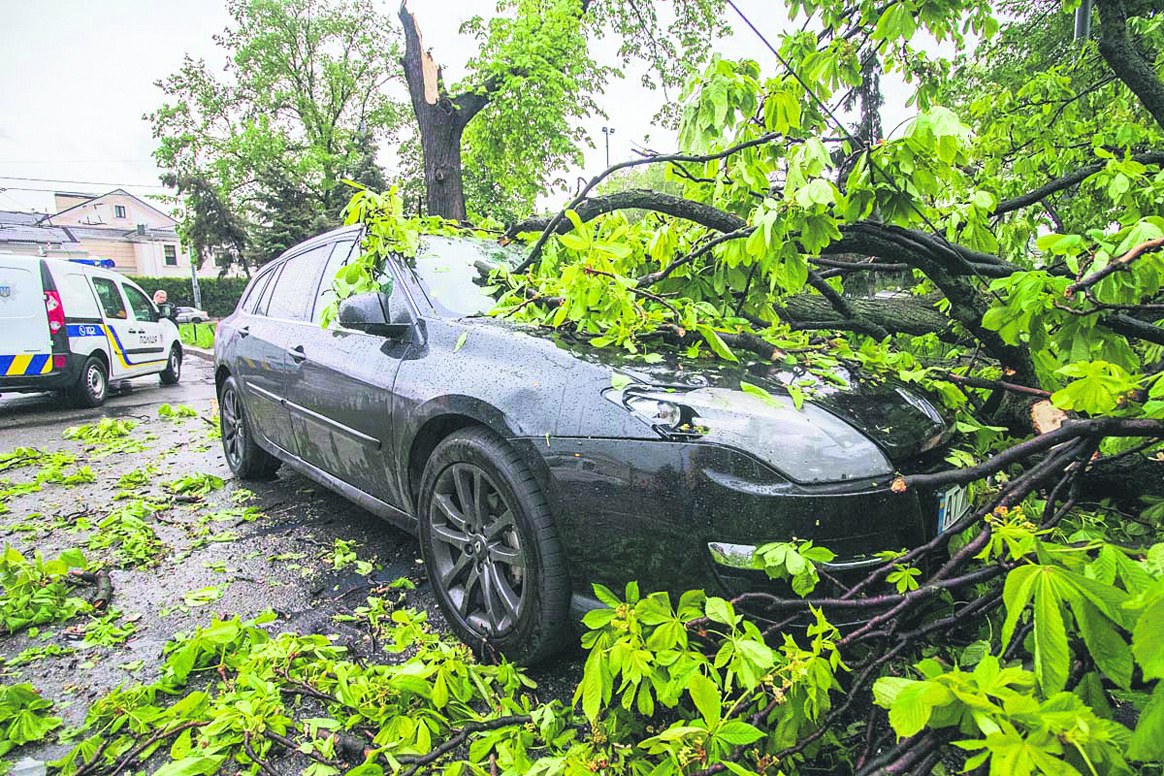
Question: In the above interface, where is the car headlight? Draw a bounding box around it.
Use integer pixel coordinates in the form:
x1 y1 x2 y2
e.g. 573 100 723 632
607 384 893 484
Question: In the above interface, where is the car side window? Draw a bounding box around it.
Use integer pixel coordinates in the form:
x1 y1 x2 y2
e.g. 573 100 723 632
311 240 357 323
91 277 128 319
264 246 329 321
242 268 275 315
123 285 158 322
252 266 282 317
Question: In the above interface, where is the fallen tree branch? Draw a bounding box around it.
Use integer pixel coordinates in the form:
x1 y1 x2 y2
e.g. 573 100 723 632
396 715 532 776
1067 236 1164 297
68 569 113 610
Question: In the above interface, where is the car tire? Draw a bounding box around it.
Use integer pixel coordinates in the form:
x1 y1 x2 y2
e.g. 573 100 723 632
191 317 203 324
159 345 182 385
68 356 108 408
418 427 570 665
218 375 281 479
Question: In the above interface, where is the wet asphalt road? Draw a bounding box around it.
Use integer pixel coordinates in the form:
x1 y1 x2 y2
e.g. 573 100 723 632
0 356 582 766
0 356 585 767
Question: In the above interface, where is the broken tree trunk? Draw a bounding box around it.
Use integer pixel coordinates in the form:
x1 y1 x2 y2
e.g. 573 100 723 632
399 2 492 222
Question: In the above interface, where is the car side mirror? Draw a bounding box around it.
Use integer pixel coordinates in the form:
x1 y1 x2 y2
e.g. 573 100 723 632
158 303 176 320
338 292 410 338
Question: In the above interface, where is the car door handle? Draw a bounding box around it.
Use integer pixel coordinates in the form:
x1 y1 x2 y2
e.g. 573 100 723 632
239 325 250 338
288 345 307 363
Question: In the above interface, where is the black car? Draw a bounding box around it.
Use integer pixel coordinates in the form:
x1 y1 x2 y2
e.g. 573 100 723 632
214 225 962 662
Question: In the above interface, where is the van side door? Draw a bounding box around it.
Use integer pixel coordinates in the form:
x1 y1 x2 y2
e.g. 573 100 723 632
121 283 167 372
89 276 139 379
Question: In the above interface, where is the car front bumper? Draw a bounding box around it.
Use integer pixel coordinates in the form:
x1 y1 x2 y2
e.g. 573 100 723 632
512 436 942 614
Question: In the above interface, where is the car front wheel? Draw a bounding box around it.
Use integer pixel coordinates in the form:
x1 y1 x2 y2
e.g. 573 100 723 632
418 428 570 664
219 376 280 478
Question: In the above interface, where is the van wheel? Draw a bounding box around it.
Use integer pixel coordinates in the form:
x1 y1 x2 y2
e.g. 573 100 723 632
160 345 182 385
418 428 570 665
69 357 108 408
219 376 280 478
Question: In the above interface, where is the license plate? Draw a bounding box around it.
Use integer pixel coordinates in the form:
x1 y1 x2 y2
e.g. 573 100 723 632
937 485 969 533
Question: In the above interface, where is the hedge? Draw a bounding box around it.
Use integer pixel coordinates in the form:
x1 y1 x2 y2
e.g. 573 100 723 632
127 276 250 319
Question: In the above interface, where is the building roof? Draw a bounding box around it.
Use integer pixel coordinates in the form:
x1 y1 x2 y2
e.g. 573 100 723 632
41 188 176 228
0 223 80 246
0 210 49 227
67 225 179 243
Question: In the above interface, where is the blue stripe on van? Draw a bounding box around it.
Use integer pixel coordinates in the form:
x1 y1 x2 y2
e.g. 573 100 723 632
0 356 13 375
26 354 50 374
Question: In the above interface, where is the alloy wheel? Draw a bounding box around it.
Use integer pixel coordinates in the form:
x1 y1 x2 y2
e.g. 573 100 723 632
221 386 245 467
428 462 527 636
169 349 181 379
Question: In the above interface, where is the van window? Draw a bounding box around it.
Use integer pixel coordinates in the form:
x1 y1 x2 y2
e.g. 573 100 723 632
61 273 101 318
124 285 158 322
91 277 128 319
265 246 329 321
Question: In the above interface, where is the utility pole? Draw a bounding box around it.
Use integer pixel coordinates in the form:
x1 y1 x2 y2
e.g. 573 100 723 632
602 126 615 168
189 252 202 311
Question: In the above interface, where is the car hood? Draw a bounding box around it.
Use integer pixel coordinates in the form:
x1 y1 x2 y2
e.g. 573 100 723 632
485 321 950 466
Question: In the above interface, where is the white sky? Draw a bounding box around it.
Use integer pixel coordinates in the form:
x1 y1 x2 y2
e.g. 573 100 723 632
0 0 932 215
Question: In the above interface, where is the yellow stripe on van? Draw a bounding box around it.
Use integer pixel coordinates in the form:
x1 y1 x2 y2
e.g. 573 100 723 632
7 355 33 376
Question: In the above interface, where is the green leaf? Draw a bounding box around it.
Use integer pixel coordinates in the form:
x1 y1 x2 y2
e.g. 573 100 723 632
705 597 735 625
1133 591 1164 680
716 720 765 745
611 373 632 391
739 381 780 407
454 331 469 353
695 325 738 362
687 672 720 728
1129 682 1164 761
1033 572 1070 694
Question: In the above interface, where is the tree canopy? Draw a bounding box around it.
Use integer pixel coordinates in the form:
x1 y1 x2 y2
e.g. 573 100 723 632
149 0 404 271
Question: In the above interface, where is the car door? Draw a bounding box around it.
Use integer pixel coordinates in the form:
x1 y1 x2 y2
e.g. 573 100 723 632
283 239 410 507
88 275 138 379
233 246 329 457
121 283 167 373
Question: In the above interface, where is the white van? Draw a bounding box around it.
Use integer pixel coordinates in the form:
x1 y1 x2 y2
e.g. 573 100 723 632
0 255 182 407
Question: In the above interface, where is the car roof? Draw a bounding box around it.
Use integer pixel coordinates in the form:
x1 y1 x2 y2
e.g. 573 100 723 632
274 224 363 264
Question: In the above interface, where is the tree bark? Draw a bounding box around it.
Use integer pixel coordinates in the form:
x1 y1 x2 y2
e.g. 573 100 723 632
399 2 490 221
774 293 953 337
506 189 748 236
1095 0 1164 133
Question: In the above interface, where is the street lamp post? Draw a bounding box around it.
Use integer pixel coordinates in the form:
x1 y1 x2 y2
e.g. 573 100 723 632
601 126 615 168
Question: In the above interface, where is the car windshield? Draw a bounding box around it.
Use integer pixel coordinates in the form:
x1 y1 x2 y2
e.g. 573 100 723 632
410 236 523 317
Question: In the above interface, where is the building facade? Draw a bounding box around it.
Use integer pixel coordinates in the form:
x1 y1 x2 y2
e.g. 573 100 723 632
0 189 234 278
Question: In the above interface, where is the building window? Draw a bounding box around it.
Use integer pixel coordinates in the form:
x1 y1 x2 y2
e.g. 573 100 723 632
114 205 127 219
164 245 178 266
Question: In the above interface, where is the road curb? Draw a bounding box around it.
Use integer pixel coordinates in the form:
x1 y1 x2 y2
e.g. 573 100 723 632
184 345 214 362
